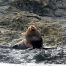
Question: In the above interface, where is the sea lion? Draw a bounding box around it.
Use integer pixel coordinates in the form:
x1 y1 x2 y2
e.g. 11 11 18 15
13 25 43 49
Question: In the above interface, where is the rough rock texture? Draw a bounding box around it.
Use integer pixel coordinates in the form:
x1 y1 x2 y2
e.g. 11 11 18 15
10 0 66 17
0 0 66 17
0 0 66 47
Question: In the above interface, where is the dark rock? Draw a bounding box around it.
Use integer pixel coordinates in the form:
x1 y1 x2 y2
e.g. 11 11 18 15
12 0 66 17
54 9 64 17
1 0 66 17
12 44 29 49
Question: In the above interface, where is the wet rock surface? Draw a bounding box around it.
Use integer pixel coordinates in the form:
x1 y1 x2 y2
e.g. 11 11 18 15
0 47 65 64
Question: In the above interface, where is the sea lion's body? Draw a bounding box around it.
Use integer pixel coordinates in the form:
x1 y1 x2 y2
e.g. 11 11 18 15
13 25 43 49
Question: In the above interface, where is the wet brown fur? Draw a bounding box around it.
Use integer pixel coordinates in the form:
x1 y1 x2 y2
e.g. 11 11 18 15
13 25 43 49
25 25 43 48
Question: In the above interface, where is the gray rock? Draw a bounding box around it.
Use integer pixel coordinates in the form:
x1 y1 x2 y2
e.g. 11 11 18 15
54 9 64 17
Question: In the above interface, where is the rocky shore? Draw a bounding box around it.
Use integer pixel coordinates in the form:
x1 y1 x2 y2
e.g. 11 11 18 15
0 0 66 64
